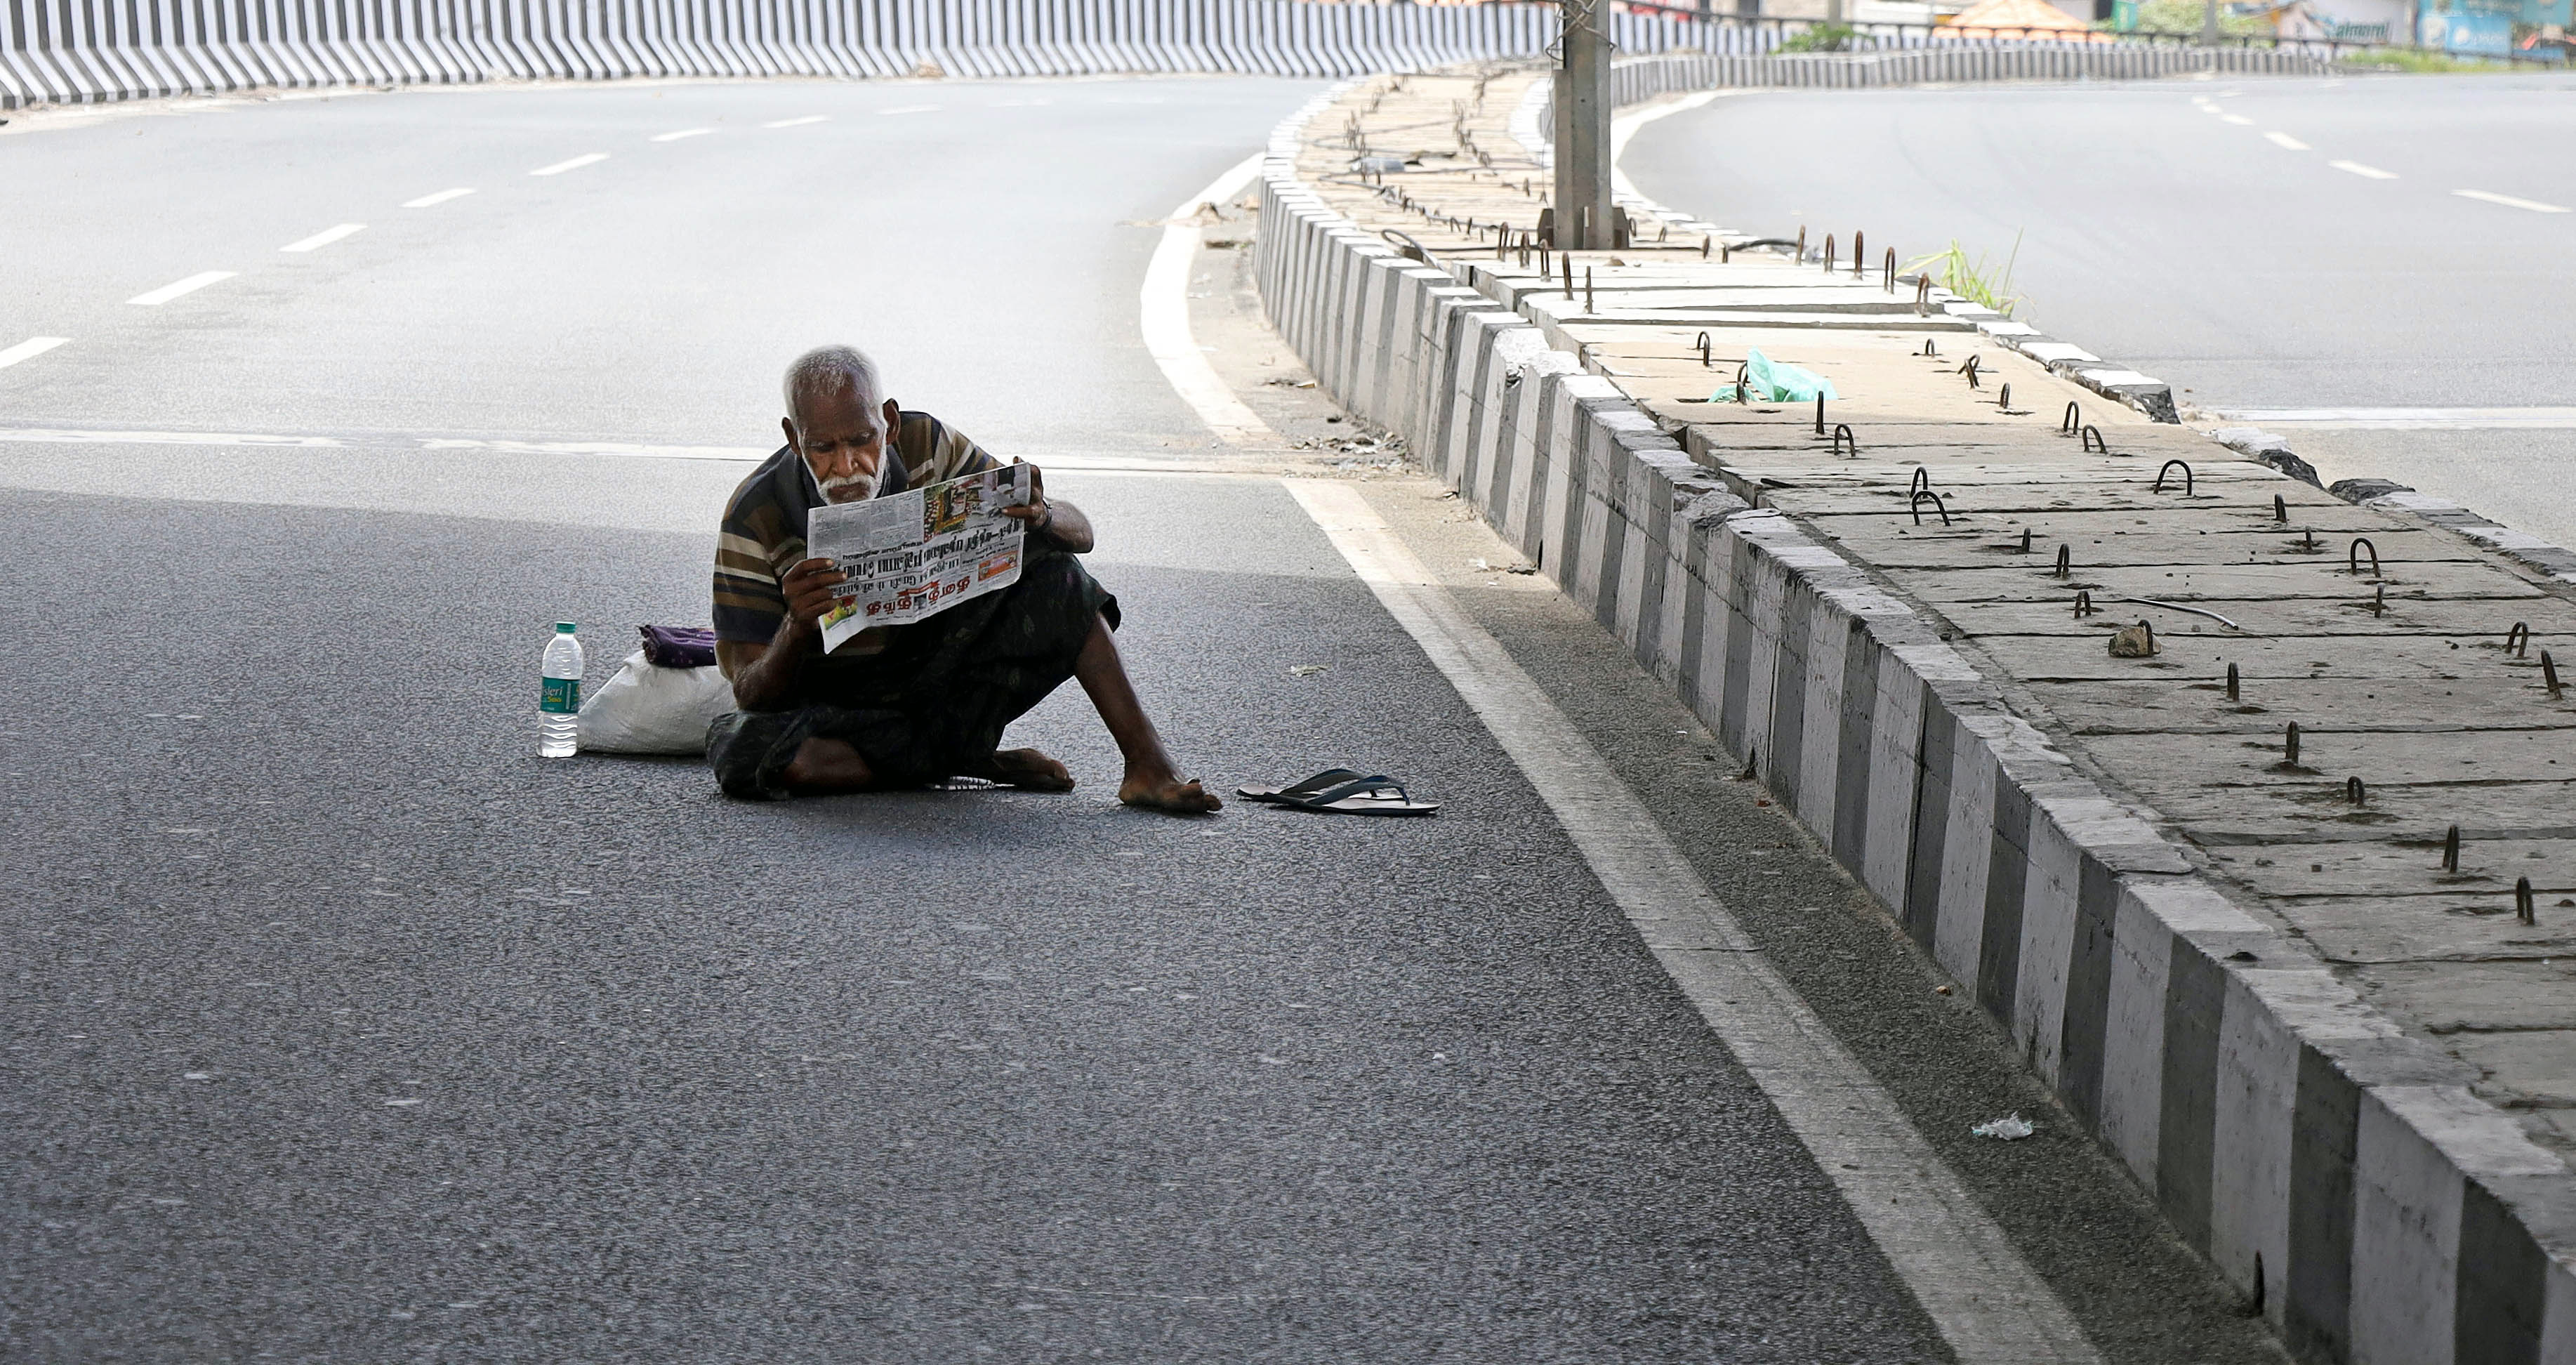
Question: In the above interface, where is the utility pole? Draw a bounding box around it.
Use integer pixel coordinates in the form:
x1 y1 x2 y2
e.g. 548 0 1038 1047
2202 0 2221 42
1553 0 1613 252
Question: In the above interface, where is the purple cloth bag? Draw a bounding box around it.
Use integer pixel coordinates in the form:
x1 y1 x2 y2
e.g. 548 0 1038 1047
640 625 718 669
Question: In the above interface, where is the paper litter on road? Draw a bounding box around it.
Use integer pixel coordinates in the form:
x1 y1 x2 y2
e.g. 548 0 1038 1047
1971 1114 2036 1140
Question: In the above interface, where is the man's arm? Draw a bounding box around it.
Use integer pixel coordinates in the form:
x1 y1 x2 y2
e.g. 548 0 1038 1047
716 558 845 710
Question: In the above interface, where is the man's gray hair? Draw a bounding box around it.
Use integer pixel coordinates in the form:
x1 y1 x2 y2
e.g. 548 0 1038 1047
781 345 883 424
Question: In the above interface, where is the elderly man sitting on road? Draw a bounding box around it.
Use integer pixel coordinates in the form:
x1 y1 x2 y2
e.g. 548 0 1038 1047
706 345 1219 814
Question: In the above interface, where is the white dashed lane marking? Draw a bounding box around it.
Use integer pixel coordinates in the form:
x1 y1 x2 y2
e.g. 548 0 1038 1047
762 115 827 128
2264 131 2310 150
2330 160 2398 180
2457 188 2570 213
279 223 365 253
0 336 69 369
403 188 475 208
2220 113 2252 125
880 105 940 115
127 271 234 306
650 128 712 142
529 153 608 176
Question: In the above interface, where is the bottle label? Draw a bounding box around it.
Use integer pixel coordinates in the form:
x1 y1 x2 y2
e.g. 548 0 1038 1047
541 677 580 714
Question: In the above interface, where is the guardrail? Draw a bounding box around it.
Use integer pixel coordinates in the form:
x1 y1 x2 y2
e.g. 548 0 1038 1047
1 0 1610 107
1605 39 2338 88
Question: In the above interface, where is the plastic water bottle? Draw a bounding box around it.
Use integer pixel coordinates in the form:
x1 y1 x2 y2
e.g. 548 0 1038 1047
540 621 583 758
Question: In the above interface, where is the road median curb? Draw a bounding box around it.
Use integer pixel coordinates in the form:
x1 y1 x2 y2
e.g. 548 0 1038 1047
1256 66 2576 1365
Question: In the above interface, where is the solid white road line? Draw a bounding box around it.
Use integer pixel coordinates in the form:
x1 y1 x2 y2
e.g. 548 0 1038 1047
2216 406 2576 428
529 153 608 176
650 128 712 142
2330 159 2397 180
2264 131 2310 150
0 336 70 369
279 223 365 253
2457 188 2570 213
762 115 827 128
127 271 235 306
1283 479 2100 1365
1141 152 1274 444
0 426 1267 474
404 187 475 208
879 105 940 115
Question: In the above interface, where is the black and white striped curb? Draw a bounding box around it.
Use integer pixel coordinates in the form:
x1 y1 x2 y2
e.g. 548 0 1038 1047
0 0 1646 110
1257 75 2576 1365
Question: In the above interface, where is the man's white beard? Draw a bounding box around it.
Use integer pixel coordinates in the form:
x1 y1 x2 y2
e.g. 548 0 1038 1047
818 472 878 503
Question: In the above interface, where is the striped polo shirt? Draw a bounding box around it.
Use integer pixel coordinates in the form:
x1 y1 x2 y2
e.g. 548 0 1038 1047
712 411 1000 646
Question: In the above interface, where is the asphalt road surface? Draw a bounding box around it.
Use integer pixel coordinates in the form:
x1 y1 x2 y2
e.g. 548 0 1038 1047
4 77 2280 1361
1622 73 2576 549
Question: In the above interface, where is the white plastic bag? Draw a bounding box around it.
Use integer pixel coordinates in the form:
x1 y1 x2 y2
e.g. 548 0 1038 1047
576 649 736 754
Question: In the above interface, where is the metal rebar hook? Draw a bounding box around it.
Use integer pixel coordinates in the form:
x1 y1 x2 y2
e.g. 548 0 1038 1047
2226 661 2240 700
1695 330 1712 368
1909 466 1931 501
2443 823 2461 872
1997 382 2012 411
1883 246 1896 292
2285 721 2301 767
2073 589 2095 618
2519 876 2539 925
1832 423 1857 459
1852 230 1864 276
1921 339 1939 358
1823 233 1835 272
2061 401 2080 435
2274 492 2287 524
1909 490 1951 527
2154 459 2194 496
1915 275 1931 314
2054 543 2073 579
2508 621 2532 657
2081 425 2108 453
1814 393 1826 436
2348 537 2380 577
2346 776 2367 805
2547 649 2565 699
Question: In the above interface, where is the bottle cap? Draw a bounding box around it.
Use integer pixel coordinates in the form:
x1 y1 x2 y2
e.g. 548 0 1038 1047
555 621 577 633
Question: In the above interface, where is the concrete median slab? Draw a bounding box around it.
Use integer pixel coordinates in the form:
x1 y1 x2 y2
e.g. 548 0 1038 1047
1257 62 2576 1365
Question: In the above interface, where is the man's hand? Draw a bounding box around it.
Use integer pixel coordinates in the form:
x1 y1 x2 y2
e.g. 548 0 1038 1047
1000 460 1094 553
781 557 847 632
998 462 1050 531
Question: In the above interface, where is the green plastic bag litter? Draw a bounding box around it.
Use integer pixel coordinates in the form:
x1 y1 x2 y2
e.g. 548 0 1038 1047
1710 348 1839 403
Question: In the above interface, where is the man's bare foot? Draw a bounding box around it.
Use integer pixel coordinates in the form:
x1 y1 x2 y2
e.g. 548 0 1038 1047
977 747 1076 792
1118 767 1222 815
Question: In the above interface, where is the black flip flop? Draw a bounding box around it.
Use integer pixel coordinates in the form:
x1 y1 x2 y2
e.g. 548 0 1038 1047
1236 767 1363 805
1285 774 1440 817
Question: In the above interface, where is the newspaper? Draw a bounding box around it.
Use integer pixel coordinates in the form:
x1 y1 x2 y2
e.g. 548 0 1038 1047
807 463 1036 652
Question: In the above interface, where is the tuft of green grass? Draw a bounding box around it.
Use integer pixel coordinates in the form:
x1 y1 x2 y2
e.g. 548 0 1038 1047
1776 22 1858 52
2339 48 2519 72
1903 233 2028 319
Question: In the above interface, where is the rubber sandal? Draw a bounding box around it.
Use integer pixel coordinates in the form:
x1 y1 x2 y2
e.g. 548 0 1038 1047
1236 767 1363 805
1285 774 1439 817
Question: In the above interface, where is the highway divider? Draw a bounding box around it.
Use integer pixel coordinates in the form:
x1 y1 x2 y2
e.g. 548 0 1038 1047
1257 69 2576 1365
1 0 2341 113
